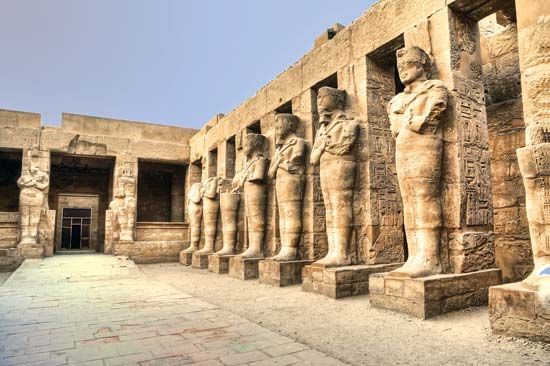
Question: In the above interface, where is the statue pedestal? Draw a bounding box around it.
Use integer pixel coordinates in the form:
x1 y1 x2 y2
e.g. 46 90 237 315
208 254 235 274
192 252 211 269
369 269 502 319
259 259 313 287
229 256 263 280
489 282 550 342
179 251 193 266
302 263 402 299
113 240 133 256
17 243 44 259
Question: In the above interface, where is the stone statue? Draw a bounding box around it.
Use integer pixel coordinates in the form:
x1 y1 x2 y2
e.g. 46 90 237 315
17 163 49 246
109 176 136 242
310 87 359 267
217 179 240 255
268 114 307 261
184 182 203 253
232 133 268 258
387 46 449 278
196 176 220 254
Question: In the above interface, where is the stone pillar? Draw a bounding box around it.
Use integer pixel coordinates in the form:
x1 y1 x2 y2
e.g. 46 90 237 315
489 0 550 342
17 147 52 259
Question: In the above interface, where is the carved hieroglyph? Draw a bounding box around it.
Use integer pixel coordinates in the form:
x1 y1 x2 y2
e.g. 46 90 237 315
184 182 203 253
387 47 449 278
516 14 550 292
217 179 240 255
197 176 220 254
268 114 307 261
232 133 268 258
310 87 359 267
17 163 49 246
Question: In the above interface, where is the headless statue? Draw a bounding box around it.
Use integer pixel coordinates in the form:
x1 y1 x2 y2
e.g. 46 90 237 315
197 176 220 254
184 182 203 253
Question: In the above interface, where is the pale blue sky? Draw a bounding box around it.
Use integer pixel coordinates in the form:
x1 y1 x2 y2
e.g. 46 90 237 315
0 1 374 129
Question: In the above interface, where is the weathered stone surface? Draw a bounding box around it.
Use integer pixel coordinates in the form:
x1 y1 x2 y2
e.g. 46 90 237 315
129 240 186 264
208 254 235 274
191 251 210 269
302 263 402 299
489 282 550 342
229 256 262 280
259 259 313 287
179 250 193 266
369 269 502 319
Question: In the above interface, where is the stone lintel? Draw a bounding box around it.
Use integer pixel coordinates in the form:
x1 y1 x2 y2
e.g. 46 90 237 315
302 263 403 299
179 251 193 266
369 268 502 319
208 254 236 274
259 259 313 287
489 282 550 342
192 252 212 269
229 256 263 280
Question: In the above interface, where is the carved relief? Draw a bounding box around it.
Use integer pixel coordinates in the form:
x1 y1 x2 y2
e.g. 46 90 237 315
310 87 359 267
268 114 307 261
232 133 268 258
387 47 449 278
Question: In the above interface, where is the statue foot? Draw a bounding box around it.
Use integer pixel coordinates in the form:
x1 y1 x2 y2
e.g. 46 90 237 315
239 248 263 259
215 247 235 256
522 264 550 291
312 254 351 268
196 247 214 254
389 257 442 278
182 245 198 254
269 247 297 261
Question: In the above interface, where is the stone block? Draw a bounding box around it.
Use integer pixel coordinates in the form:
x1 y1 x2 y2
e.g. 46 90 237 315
192 252 211 269
369 268 502 319
301 263 402 299
208 254 235 274
229 256 263 280
112 241 133 256
17 243 44 259
489 282 550 342
179 251 193 266
259 259 313 287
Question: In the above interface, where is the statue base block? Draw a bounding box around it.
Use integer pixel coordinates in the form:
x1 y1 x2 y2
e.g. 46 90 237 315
229 256 263 280
192 252 211 269
302 263 402 299
179 251 193 266
369 268 502 319
208 254 235 274
112 240 133 256
489 282 550 342
17 243 44 259
259 259 313 287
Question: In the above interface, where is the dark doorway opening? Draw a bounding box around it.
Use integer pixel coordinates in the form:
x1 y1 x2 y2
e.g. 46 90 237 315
61 207 92 249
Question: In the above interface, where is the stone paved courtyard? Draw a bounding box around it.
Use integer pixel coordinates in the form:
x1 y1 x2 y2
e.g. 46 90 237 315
0 255 346 366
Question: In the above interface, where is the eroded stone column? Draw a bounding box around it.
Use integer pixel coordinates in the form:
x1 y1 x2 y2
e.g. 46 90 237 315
489 0 550 341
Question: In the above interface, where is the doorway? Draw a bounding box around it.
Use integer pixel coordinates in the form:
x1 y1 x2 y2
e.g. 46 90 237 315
61 208 92 249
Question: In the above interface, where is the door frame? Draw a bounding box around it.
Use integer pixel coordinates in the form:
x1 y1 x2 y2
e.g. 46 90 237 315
55 194 99 252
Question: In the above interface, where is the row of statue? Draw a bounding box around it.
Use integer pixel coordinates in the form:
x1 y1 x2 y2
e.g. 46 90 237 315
185 47 456 276
14 46 547 294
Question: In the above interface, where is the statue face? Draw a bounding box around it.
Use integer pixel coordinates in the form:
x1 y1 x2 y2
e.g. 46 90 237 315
30 165 38 175
275 117 291 142
397 59 425 85
317 94 339 116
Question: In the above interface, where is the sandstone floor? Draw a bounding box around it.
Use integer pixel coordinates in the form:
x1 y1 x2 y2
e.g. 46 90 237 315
0 255 345 366
141 262 550 366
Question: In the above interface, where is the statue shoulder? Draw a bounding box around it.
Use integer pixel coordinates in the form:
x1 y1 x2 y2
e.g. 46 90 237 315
425 79 449 92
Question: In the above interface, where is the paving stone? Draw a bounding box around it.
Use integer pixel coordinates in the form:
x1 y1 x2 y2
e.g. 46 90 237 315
0 255 346 366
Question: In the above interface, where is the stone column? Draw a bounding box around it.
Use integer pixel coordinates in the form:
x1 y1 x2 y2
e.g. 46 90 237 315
489 0 550 342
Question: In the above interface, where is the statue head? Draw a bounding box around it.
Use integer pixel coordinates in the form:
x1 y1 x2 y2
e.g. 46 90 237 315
396 46 431 85
244 133 266 157
120 176 136 198
275 114 299 144
29 164 39 175
317 87 346 124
